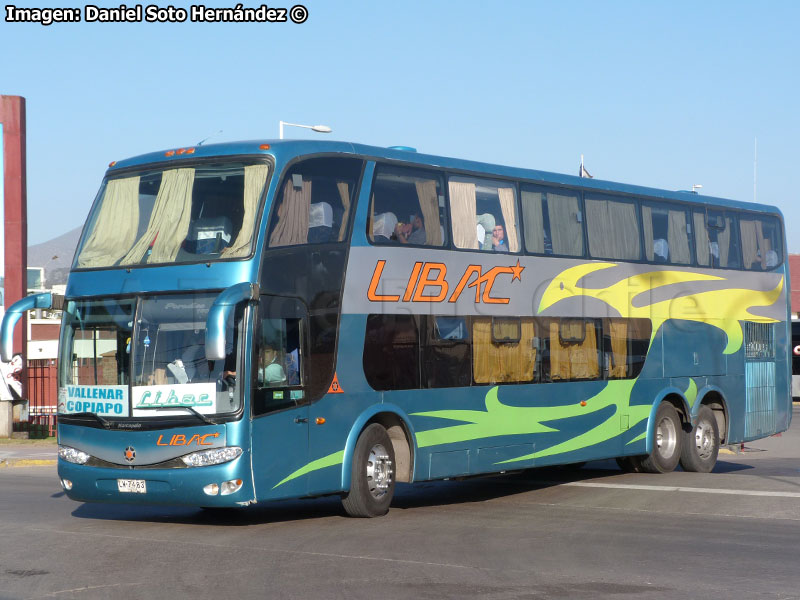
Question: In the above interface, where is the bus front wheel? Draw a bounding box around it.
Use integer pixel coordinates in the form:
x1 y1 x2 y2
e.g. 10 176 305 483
342 423 395 518
639 402 682 474
679 405 719 473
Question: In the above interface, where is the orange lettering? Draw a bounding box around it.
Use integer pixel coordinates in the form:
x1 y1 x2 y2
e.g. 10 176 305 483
413 263 449 302
369 260 523 305
171 434 187 446
449 265 483 303
187 434 201 445
403 262 423 302
367 260 401 302
473 266 513 304
199 433 220 445
156 434 168 446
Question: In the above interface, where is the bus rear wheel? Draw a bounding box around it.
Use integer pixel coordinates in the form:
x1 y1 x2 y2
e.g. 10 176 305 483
679 405 719 473
638 402 682 474
342 423 395 518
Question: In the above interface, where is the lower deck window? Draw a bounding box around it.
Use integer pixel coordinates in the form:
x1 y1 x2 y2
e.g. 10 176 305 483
362 314 652 390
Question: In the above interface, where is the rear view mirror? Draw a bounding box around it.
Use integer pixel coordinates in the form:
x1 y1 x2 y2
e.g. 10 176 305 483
205 283 259 361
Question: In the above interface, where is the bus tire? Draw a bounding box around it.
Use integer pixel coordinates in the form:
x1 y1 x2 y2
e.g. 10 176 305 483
638 402 682 474
679 405 719 473
342 423 395 518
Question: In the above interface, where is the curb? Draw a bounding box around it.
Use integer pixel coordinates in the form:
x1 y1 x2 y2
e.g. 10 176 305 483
0 458 57 468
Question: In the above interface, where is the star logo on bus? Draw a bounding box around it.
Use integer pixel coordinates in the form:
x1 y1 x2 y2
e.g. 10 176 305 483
124 447 136 463
510 260 524 282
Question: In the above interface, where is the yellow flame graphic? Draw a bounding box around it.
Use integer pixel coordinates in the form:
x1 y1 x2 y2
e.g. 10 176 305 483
538 263 783 354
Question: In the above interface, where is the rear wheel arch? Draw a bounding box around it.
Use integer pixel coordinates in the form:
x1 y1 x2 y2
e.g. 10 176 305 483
697 391 728 445
662 393 691 432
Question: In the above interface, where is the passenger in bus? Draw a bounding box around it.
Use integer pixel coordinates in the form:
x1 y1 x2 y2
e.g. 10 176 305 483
709 241 720 266
372 212 398 243
258 341 287 386
476 213 495 250
653 238 669 263
285 348 300 385
766 250 779 268
308 202 334 243
492 224 509 253
395 212 426 245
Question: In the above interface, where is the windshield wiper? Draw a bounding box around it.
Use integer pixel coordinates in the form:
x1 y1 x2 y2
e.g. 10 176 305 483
137 406 220 425
71 411 112 429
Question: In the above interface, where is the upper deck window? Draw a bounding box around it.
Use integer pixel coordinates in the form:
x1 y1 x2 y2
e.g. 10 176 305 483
641 202 692 265
448 176 520 253
694 209 741 269
520 185 584 257
75 162 270 269
585 195 641 261
739 214 782 270
369 166 447 247
267 157 362 247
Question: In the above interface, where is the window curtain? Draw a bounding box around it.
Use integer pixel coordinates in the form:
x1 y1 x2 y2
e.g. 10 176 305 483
122 168 195 265
415 180 442 245
585 199 613 258
608 201 640 259
740 219 759 269
694 212 710 266
449 181 478 249
77 176 140 267
586 199 639 260
606 319 628 379
222 164 269 258
367 194 376 241
472 318 536 383
641 205 655 261
521 190 544 253
268 178 312 247
667 210 691 264
717 218 731 267
549 321 599 380
337 181 350 241
548 193 583 256
497 187 519 252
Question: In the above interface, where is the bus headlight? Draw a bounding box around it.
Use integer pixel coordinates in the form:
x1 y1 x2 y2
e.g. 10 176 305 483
181 446 242 467
58 445 90 465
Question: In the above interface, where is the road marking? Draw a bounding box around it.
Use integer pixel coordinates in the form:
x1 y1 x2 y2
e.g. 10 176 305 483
563 481 800 498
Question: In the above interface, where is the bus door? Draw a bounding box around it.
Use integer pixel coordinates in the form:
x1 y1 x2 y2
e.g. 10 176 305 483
250 295 310 500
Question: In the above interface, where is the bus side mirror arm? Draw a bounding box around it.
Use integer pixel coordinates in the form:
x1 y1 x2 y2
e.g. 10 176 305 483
205 283 259 361
1 292 52 362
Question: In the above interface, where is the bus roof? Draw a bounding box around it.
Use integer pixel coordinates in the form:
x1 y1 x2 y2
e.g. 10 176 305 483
107 139 782 217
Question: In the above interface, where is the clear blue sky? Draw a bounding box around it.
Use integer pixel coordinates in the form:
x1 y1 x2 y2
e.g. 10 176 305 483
2 0 798 254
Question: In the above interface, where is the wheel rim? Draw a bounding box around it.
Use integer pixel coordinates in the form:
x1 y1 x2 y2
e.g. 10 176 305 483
655 415 678 459
366 443 393 499
694 420 716 460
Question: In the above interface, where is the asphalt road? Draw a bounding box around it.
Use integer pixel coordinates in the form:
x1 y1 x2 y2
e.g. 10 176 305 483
1 407 800 600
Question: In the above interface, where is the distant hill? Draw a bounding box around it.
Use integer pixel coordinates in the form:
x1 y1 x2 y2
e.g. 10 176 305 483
28 226 83 286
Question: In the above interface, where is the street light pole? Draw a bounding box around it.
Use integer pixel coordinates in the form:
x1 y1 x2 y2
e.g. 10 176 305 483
279 121 332 139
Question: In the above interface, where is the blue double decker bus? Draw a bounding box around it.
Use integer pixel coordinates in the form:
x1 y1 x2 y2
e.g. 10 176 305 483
2 140 791 516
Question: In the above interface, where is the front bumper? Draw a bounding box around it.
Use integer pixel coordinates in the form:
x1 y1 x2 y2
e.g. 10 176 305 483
57 454 254 507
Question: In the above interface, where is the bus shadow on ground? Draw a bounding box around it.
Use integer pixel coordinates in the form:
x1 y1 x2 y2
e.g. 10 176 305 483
68 462 688 526
71 455 785 525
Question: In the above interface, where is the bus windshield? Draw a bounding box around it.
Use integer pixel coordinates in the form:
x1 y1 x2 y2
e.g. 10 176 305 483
58 293 242 419
74 161 270 269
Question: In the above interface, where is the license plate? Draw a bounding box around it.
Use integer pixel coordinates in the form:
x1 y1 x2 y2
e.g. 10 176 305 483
117 479 146 493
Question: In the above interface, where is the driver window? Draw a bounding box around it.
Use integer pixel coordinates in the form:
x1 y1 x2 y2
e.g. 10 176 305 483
253 299 303 416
